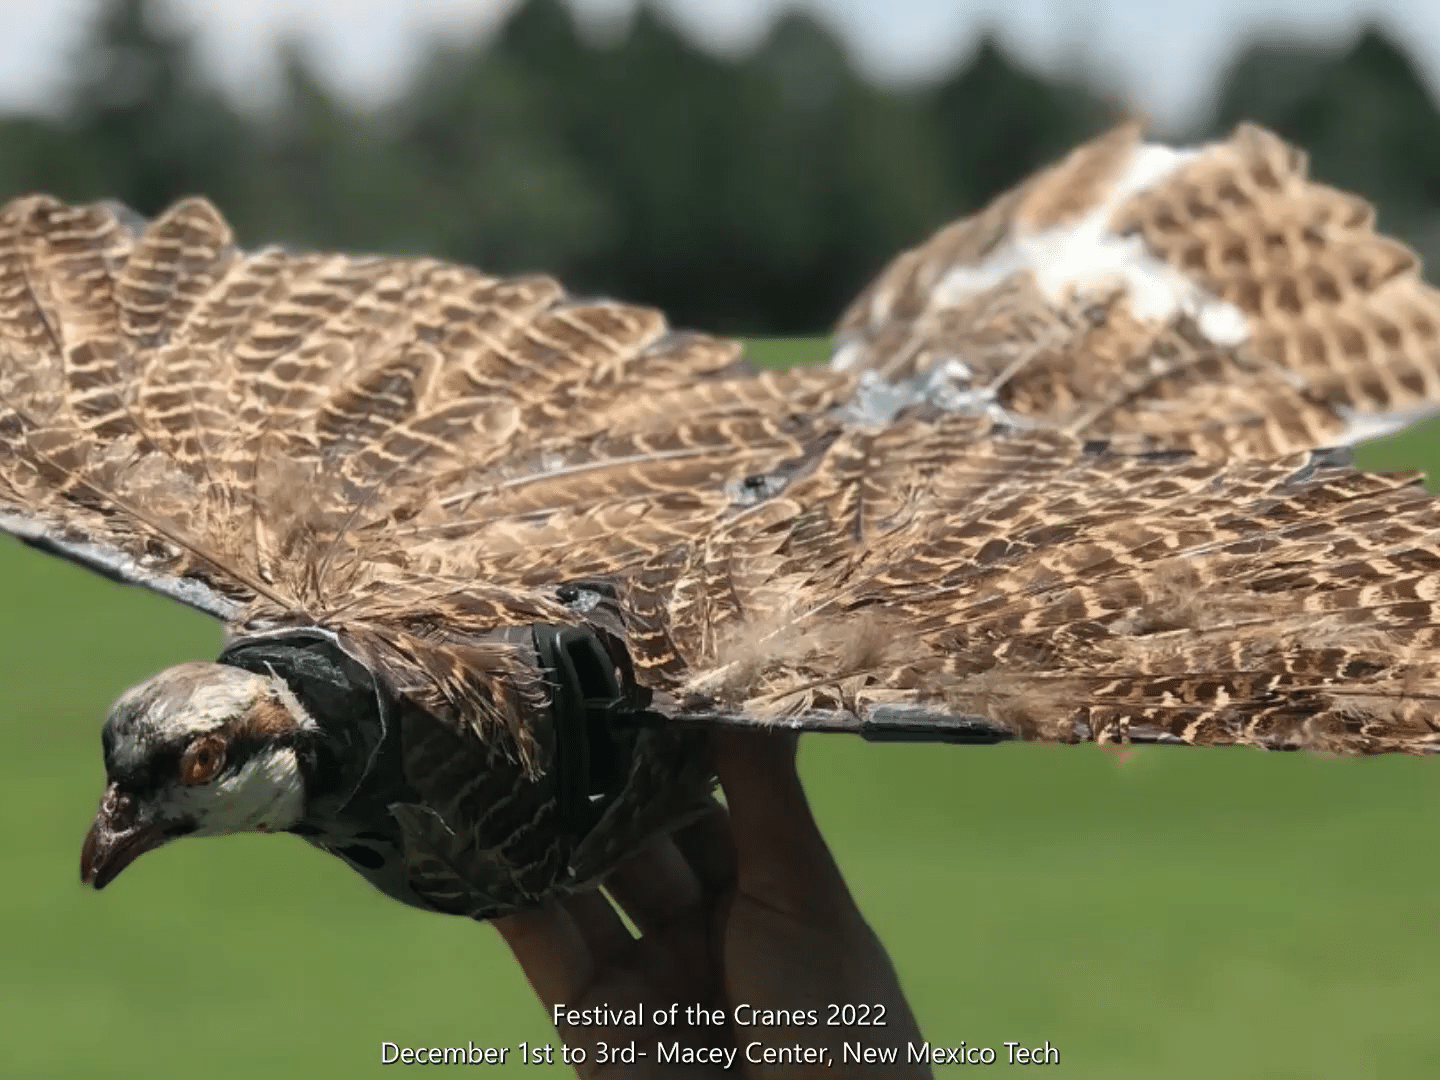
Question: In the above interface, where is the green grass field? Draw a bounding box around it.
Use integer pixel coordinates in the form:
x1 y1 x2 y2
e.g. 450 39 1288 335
4 338 1440 1077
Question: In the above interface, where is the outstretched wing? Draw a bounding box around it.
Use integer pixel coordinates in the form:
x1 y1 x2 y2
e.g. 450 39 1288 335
0 195 841 626
834 122 1440 457
0 197 251 617
631 418 1440 756
0 192 861 757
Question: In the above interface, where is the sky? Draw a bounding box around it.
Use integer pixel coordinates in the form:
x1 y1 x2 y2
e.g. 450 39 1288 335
3 0 1440 129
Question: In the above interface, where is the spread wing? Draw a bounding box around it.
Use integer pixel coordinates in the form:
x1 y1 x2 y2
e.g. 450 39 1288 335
0 192 856 752
0 194 842 620
634 421 1440 756
834 122 1440 457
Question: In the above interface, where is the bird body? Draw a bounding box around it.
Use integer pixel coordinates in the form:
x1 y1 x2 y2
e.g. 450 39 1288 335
7 122 1440 918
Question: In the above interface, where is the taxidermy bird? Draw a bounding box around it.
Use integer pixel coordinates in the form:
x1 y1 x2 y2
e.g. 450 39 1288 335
5 122 1440 921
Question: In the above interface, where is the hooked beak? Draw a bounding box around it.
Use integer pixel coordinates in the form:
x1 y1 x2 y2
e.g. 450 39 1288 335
80 783 168 890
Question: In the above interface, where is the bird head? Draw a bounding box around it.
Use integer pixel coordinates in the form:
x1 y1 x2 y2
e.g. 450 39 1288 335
81 662 316 889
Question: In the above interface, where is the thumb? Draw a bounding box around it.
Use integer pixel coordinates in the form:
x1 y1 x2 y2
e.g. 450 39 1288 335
711 729 850 917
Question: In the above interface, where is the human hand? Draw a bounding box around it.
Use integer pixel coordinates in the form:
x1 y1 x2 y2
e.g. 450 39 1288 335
493 730 932 1078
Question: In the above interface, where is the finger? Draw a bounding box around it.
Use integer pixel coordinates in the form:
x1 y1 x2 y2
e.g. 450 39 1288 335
604 835 704 938
492 903 596 1007
712 729 849 912
562 887 635 968
711 728 804 824
670 800 738 972
671 796 737 903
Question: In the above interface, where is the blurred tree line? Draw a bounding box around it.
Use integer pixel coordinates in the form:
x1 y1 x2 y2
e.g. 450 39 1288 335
1 0 1439 334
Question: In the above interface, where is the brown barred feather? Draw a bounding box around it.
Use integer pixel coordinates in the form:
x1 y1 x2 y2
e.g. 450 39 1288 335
835 123 1440 457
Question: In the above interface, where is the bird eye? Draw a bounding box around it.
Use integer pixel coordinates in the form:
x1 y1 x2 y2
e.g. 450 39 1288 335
181 735 227 786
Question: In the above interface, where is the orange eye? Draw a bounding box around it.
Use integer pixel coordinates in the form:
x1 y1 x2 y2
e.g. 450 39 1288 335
181 734 227 785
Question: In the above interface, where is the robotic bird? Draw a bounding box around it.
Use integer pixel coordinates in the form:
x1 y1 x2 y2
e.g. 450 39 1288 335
5 124 1440 920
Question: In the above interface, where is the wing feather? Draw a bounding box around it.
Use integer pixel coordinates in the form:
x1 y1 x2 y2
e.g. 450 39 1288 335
635 419 1440 755
834 122 1440 456
0 193 824 755
0 195 775 624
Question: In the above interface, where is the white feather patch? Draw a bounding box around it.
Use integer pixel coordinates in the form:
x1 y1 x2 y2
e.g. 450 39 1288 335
915 141 1249 351
179 746 307 836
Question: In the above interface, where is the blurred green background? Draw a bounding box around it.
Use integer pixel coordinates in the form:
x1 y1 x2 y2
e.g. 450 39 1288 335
8 0 1440 1075
7 0 1440 335
3 336 1440 1078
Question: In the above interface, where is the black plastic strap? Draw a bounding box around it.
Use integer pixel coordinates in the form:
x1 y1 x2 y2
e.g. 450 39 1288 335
531 623 650 844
